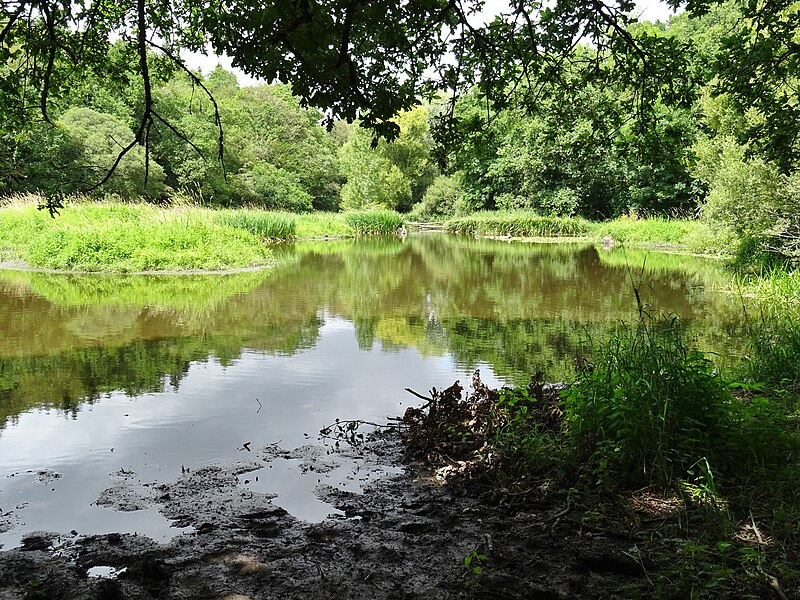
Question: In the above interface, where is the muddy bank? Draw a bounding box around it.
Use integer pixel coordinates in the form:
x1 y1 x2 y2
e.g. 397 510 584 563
0 432 647 599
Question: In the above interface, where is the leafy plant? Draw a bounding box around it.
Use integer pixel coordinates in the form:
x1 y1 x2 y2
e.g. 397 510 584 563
462 549 488 579
561 313 735 486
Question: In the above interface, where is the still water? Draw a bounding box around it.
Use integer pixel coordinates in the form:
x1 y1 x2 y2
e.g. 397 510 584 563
0 234 745 548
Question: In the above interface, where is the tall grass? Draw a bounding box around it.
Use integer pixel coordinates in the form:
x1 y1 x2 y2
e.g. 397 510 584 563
445 211 591 237
215 209 297 238
590 215 705 246
343 209 405 235
736 268 800 304
739 312 800 390
0 200 273 272
294 212 353 238
562 314 738 486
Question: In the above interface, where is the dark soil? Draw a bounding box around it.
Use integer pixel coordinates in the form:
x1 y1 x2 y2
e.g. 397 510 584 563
0 432 647 600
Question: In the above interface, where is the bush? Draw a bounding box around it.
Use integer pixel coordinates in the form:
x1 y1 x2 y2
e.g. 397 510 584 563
409 175 463 220
340 162 411 212
235 164 314 212
59 107 167 199
693 123 800 262
494 188 580 216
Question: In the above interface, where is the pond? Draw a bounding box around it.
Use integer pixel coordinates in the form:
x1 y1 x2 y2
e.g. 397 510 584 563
0 234 747 549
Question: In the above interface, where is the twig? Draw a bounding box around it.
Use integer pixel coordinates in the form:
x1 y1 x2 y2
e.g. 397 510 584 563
769 576 789 600
547 504 572 523
749 511 764 545
405 387 433 407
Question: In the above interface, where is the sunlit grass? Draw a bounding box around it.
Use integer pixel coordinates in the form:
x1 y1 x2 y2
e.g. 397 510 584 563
294 212 353 238
343 209 405 235
445 211 591 237
214 209 298 238
735 269 800 304
0 198 273 272
590 215 705 246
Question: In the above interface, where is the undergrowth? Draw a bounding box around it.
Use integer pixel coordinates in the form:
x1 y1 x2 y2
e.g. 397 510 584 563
395 307 800 599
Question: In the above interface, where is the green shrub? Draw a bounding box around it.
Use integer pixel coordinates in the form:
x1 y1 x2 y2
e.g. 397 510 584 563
59 107 167 199
233 164 314 212
684 220 738 256
731 236 791 272
409 175 463 221
494 188 580 216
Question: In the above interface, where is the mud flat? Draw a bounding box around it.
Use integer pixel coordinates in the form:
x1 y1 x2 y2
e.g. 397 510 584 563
0 433 643 599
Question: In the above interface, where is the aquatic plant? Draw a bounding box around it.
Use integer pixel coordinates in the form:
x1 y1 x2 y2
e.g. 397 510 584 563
343 209 405 235
444 211 591 237
215 209 298 239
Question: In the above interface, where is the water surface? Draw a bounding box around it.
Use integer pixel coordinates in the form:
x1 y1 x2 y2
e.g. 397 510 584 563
0 235 745 548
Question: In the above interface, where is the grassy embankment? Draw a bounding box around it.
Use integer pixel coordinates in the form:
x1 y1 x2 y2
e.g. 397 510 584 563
444 211 726 251
0 195 404 272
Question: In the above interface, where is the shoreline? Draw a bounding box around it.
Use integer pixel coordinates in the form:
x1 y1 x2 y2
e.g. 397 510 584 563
0 259 274 276
0 432 645 599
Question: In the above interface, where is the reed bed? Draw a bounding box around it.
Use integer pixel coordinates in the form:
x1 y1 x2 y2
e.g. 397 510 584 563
215 209 298 239
444 211 591 237
0 198 273 272
343 209 405 235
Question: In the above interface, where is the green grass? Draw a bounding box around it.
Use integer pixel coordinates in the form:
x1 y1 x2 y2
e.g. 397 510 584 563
294 212 353 238
343 209 405 235
443 211 741 256
445 211 591 237
405 308 800 597
590 216 705 246
560 315 800 596
0 196 413 271
214 209 297 238
0 198 273 272
735 268 800 304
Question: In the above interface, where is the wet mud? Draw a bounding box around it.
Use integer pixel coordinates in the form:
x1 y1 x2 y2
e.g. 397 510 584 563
0 433 644 599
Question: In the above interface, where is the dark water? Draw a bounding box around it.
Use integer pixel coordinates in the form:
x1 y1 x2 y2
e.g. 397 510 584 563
0 235 745 548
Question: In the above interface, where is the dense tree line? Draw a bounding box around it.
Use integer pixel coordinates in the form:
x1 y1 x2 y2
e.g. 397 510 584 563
1 0 798 260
